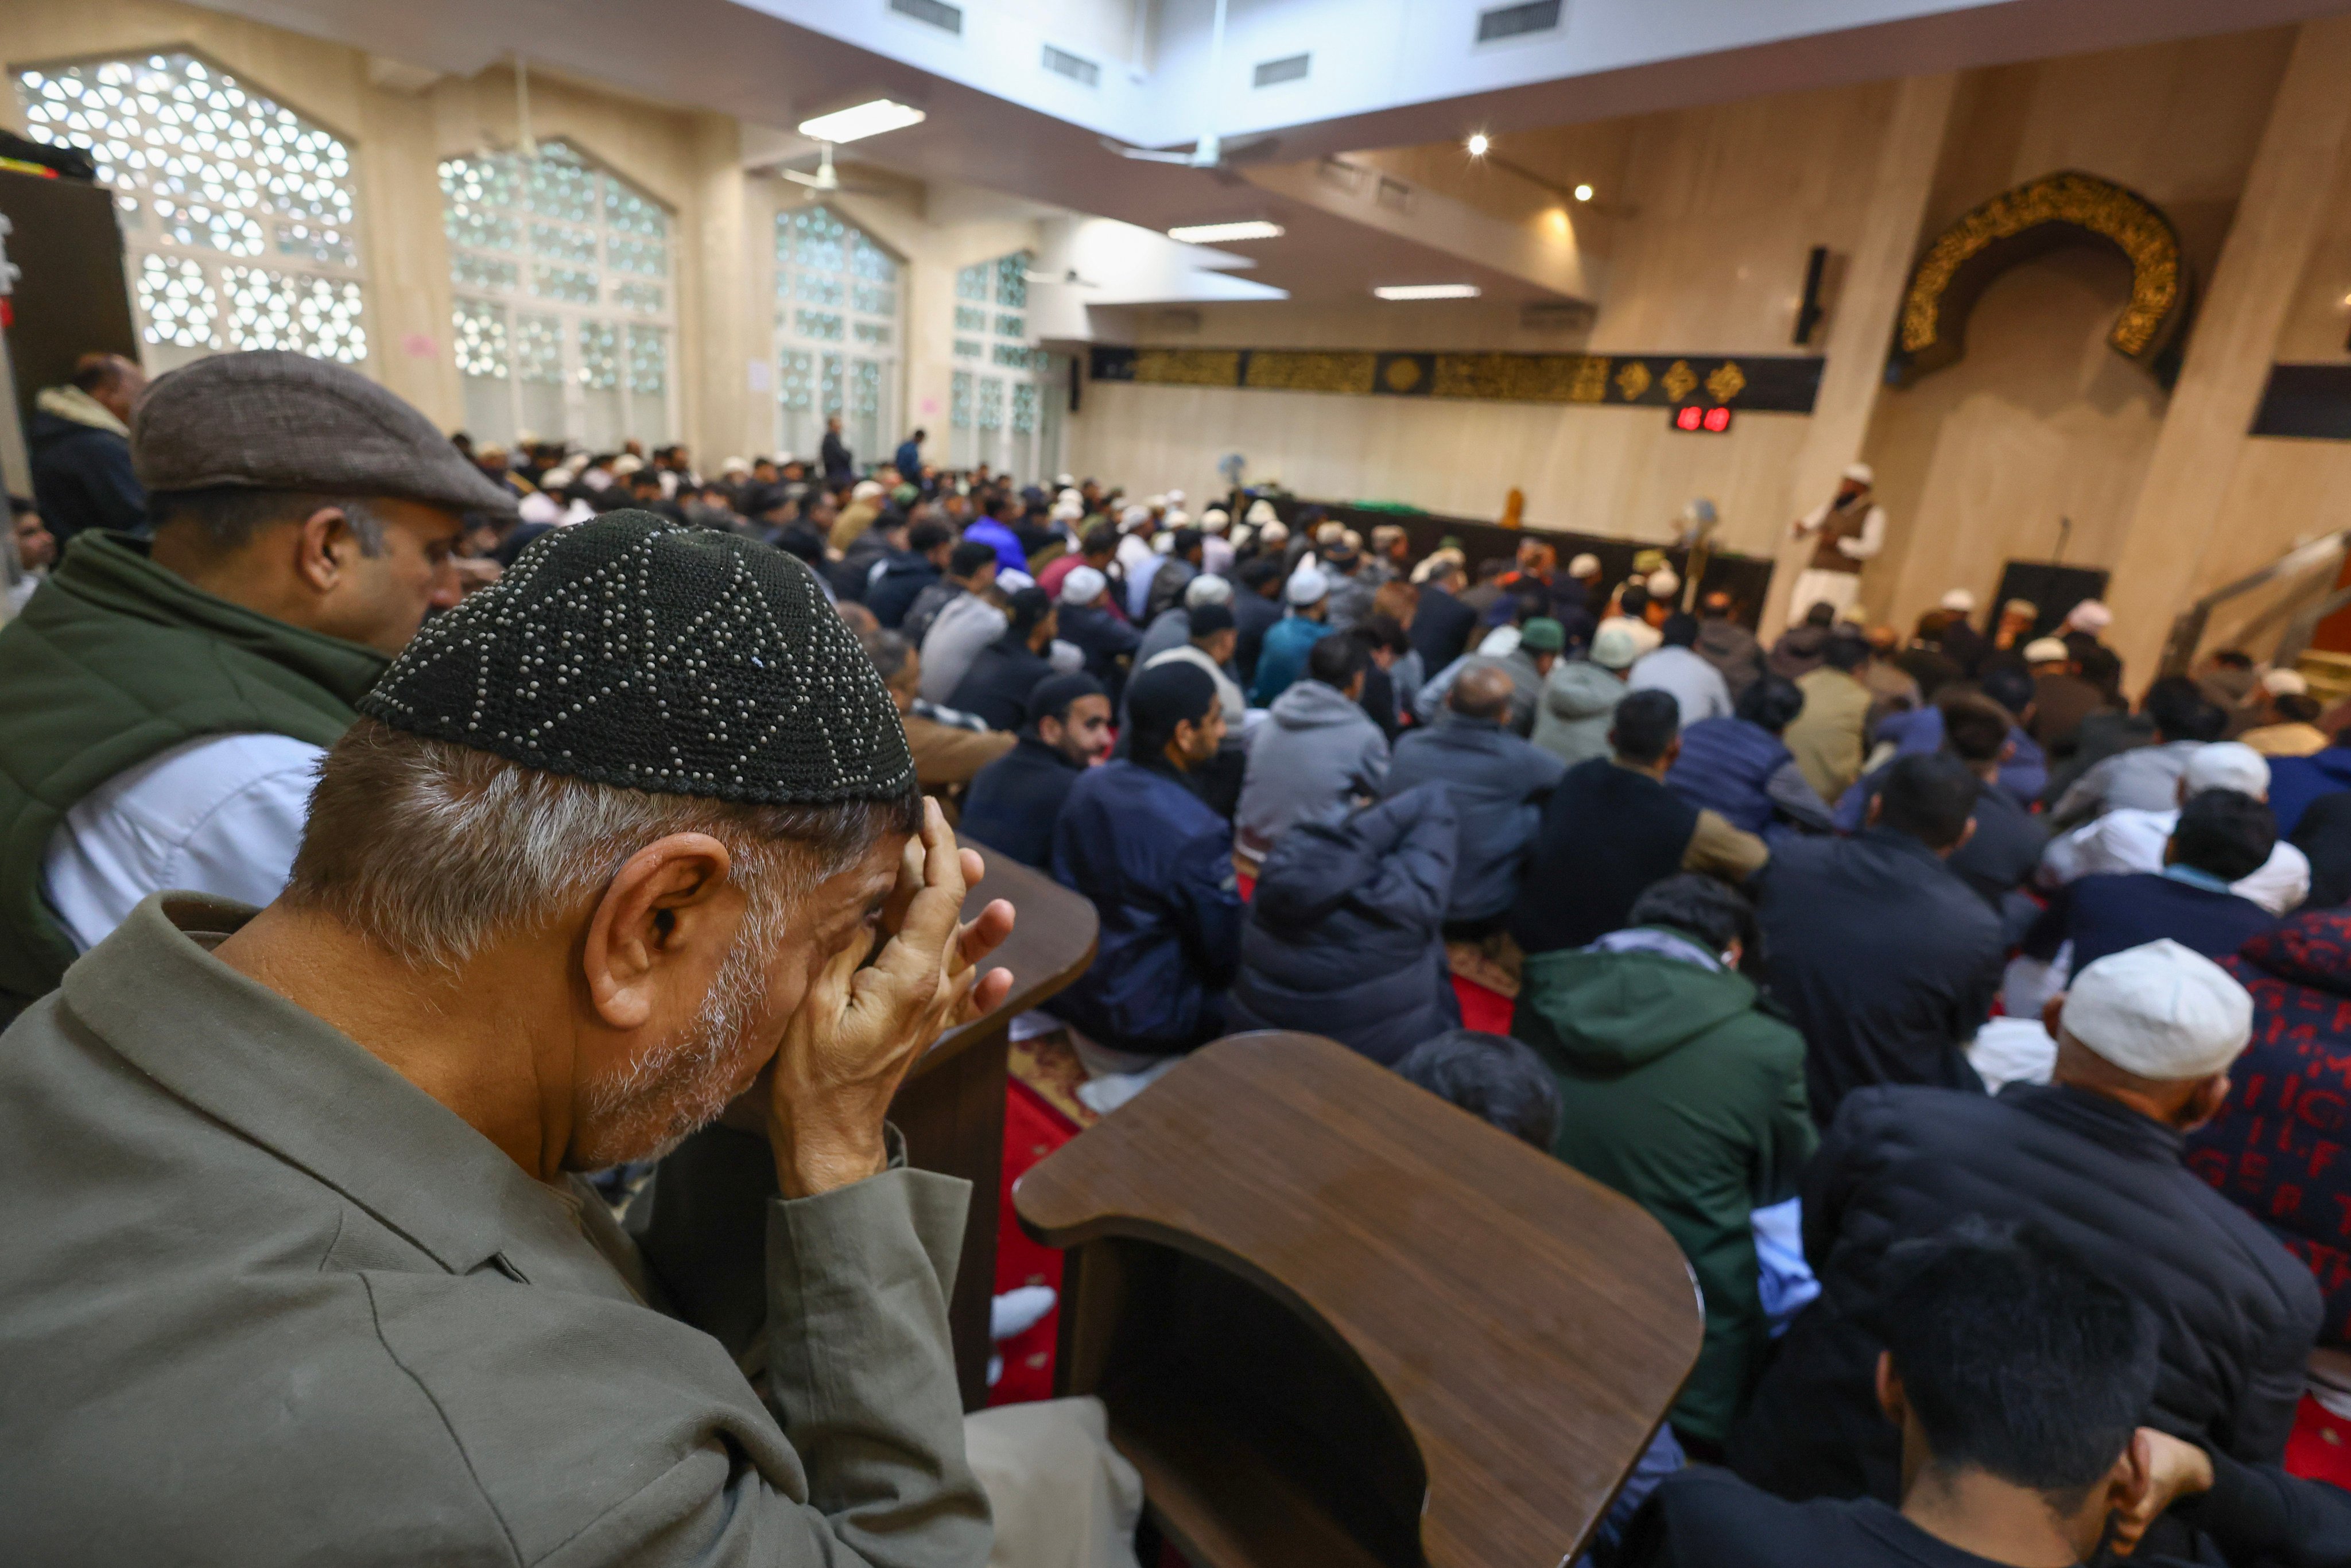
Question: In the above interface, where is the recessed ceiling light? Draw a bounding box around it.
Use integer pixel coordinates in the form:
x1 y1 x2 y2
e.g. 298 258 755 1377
1166 220 1286 243
1466 133 1491 157
1573 183 1595 201
1374 283 1481 301
797 99 926 143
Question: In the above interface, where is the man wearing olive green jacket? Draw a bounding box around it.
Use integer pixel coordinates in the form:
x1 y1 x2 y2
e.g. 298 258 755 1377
1511 874 1815 1450
0 517 1006 1568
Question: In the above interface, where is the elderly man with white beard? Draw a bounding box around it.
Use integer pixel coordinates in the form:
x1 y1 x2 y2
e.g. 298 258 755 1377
0 514 1012 1568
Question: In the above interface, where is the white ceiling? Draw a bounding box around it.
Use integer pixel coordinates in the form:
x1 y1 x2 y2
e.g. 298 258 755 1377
204 0 2351 306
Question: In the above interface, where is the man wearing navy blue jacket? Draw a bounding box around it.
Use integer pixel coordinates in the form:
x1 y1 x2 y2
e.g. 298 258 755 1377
1047 662 1242 1055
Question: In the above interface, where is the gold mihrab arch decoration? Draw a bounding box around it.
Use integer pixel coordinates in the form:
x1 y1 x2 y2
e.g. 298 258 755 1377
1896 169 2189 385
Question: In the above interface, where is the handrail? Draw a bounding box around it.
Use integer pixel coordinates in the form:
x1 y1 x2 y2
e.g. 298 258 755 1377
2159 530 2349 676
2276 585 2351 670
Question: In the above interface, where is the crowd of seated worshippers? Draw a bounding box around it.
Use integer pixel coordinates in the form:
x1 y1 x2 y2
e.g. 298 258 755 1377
15 341 2351 1564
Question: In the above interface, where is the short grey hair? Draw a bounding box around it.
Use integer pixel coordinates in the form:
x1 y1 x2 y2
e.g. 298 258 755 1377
153 486 387 557
286 720 919 970
862 628 915 686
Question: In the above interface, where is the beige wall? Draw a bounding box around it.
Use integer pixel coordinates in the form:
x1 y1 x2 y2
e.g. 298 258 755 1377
1069 21 2351 672
1855 29 2296 636
1068 76 1917 561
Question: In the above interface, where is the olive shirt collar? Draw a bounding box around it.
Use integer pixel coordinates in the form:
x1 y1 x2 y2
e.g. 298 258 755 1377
57 531 390 708
62 893 588 1278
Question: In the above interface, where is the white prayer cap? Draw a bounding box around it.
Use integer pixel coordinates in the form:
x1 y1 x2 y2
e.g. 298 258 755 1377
611 453 645 475
996 569 1037 593
541 467 577 490
1342 529 1364 550
1842 461 1875 486
1315 521 1347 546
2065 599 2113 634
1146 494 1167 510
2061 939 2252 1080
1121 503 1154 530
852 479 886 500
1647 567 1680 597
2003 597 2039 620
1568 553 1602 579
1939 588 1976 614
1185 573 1235 609
1286 564 1330 606
1246 499 1278 525
1590 626 1641 670
2185 742 2270 800
2263 667 2310 697
1051 500 1084 522
1163 508 1192 529
1200 507 1231 533
2023 637 2070 663
1166 488 1186 504
1060 565 1108 606
721 456 750 474
1057 487 1084 507
1153 533 1175 554
1260 520 1290 546
1056 472 1076 488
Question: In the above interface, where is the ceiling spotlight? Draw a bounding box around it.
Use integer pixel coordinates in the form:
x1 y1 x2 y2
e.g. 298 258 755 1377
1573 183 1595 203
796 99 926 143
1166 220 1286 243
1374 283 1481 301
1466 133 1491 157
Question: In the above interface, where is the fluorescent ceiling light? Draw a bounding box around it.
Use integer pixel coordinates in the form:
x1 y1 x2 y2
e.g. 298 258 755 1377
1167 220 1285 243
797 99 926 143
1373 283 1481 301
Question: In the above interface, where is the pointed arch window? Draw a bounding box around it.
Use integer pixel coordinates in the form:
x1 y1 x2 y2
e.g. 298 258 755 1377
774 205 904 468
440 140 675 448
15 50 368 371
950 250 1060 480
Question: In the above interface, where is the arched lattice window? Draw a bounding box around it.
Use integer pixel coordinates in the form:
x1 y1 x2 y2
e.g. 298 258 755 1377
440 141 674 449
14 51 368 371
950 251 1059 480
774 205 903 469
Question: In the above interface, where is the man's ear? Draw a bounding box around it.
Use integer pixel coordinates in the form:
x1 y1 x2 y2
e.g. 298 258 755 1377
293 506 362 595
2104 1430 2157 1543
2180 1072 2232 1134
580 833 740 1030
2042 992 2068 1039
1873 1350 1906 1427
1865 793 1884 829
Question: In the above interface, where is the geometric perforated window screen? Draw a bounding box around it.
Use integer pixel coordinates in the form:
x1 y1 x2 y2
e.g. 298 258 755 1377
949 249 1058 480
774 204 903 469
439 139 674 449
15 51 370 372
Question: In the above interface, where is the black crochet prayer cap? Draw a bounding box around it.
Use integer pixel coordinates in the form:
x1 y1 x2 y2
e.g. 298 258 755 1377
358 513 916 804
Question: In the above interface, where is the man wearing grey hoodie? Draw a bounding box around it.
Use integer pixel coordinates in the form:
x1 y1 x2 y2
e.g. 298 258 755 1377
1533 623 1640 766
1235 634 1390 862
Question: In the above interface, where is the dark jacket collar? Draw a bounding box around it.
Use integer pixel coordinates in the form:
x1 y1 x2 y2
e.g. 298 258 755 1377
1013 733 1084 771
60 895 589 1275
2000 1080 2186 1163
1856 824 1952 871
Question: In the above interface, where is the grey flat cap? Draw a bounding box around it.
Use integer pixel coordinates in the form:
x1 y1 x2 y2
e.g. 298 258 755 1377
132 350 518 518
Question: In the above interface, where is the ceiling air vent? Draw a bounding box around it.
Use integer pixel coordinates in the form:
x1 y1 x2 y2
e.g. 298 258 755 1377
1477 0 1564 42
1042 45 1100 87
1253 53 1310 88
889 0 963 36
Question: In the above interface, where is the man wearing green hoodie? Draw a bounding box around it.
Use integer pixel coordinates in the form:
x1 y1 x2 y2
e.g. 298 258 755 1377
1511 873 1815 1450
